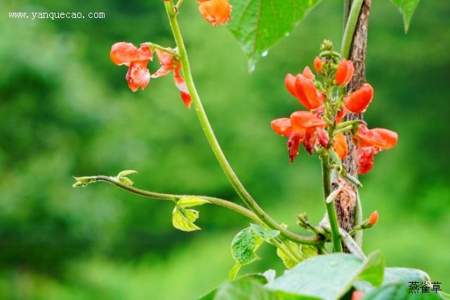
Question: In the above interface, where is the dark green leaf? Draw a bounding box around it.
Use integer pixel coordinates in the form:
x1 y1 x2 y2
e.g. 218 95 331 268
267 253 383 300
390 0 420 32
199 277 319 300
227 0 321 70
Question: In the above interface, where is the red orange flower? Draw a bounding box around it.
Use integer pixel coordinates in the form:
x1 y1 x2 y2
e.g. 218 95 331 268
110 42 191 107
344 83 374 113
153 49 191 107
355 125 398 174
110 42 153 92
285 67 324 110
272 111 327 162
198 0 232 26
335 59 354 86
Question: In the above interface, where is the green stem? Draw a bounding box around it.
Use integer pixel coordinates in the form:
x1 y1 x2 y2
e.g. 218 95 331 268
88 175 262 224
340 0 364 58
142 42 178 57
163 0 318 245
321 152 343 252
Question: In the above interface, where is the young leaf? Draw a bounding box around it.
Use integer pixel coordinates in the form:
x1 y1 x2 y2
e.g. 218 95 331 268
250 223 280 241
72 176 96 188
172 206 201 232
117 176 134 186
116 169 138 186
276 241 301 269
390 0 420 32
276 241 318 269
227 0 321 71
117 169 138 177
177 196 211 208
231 227 262 266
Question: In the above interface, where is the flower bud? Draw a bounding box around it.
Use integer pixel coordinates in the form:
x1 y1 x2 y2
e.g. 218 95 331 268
313 56 324 73
294 74 324 110
335 59 354 86
344 83 374 113
368 211 379 226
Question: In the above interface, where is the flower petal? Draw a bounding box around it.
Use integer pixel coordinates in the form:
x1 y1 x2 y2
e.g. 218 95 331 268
288 134 303 162
126 61 150 92
335 59 354 86
111 42 139 66
198 0 232 26
174 67 191 107
344 83 374 113
333 133 348 159
290 111 325 129
271 118 292 137
357 146 377 174
295 74 323 110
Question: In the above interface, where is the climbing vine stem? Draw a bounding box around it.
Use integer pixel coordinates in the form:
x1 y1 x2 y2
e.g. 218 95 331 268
163 0 319 246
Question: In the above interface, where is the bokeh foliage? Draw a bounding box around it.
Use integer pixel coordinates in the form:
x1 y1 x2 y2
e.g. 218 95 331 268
0 0 449 299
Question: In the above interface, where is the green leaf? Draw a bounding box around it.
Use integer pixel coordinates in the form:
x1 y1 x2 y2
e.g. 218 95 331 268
172 206 201 232
390 0 420 32
250 224 280 241
275 241 318 269
383 267 431 285
231 227 262 266
117 169 138 177
227 0 321 71
276 241 301 269
358 251 385 287
177 196 211 208
266 253 383 300
199 276 320 300
117 176 134 186
72 176 96 188
363 283 442 300
229 224 278 279
116 169 138 186
355 265 431 294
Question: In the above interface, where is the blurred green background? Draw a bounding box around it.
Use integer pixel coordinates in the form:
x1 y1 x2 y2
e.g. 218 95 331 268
0 0 449 299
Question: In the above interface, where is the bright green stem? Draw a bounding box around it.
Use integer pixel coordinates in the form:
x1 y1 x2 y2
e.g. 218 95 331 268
321 152 343 252
163 1 318 245
88 175 261 223
340 0 364 58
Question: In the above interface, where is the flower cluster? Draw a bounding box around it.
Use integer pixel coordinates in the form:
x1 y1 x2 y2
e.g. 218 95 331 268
110 42 191 107
271 50 398 174
197 0 232 26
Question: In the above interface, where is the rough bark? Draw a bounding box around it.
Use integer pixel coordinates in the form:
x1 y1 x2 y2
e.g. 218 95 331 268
333 0 371 248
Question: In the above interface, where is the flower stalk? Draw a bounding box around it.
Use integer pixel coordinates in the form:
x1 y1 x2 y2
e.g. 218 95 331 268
321 151 343 252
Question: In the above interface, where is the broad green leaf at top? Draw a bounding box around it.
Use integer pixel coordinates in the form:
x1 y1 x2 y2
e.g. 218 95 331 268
227 0 321 71
390 0 420 32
